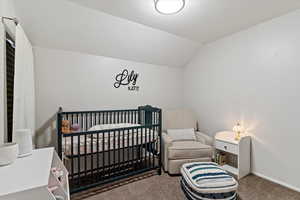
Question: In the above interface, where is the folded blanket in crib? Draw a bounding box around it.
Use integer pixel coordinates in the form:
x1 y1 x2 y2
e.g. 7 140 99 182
88 123 140 132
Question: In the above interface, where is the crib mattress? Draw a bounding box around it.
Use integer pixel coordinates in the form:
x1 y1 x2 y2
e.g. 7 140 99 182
63 123 158 156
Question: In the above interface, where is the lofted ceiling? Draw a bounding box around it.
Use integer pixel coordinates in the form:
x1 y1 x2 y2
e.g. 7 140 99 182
13 0 199 68
69 0 300 43
13 0 300 67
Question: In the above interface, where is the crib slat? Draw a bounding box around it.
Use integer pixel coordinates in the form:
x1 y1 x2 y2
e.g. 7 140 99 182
127 128 130 168
158 110 162 175
113 130 116 173
97 132 100 179
150 125 152 168
147 126 149 167
71 136 74 182
80 113 83 132
108 131 111 177
90 113 92 129
136 127 139 169
106 112 109 124
71 114 74 126
149 126 152 168
152 126 155 168
145 128 150 168
91 132 94 178
102 131 105 179
76 113 78 126
118 130 121 172
133 111 136 123
122 129 125 167
140 127 143 169
143 127 146 166
157 124 159 165
100 112 102 125
77 135 81 186
132 127 135 169
84 114 87 177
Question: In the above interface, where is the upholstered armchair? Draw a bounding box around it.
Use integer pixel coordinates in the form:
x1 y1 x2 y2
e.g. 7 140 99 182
162 109 214 174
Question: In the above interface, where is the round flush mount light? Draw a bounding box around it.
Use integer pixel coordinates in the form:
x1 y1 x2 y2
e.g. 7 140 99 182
154 0 185 15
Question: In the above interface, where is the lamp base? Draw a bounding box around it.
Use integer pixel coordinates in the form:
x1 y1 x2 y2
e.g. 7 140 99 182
235 132 241 141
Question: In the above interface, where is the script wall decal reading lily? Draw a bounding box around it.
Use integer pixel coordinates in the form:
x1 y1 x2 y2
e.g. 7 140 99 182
114 69 140 91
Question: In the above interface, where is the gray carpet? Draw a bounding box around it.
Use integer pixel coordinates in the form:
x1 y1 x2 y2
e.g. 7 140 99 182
72 173 300 200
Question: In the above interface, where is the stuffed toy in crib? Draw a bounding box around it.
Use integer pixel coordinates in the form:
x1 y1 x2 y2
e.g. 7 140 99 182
61 120 71 134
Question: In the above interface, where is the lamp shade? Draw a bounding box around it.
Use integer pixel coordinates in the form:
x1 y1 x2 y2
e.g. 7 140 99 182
232 123 245 134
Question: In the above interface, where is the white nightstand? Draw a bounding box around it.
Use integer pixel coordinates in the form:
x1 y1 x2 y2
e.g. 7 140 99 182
215 131 251 179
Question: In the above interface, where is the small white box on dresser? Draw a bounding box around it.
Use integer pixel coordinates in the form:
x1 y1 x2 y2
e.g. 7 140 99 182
0 147 70 200
215 131 251 179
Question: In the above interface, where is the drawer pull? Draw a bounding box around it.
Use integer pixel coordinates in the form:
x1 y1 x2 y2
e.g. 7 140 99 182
224 146 227 150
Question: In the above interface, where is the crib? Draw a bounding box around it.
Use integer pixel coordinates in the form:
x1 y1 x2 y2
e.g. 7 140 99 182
57 105 162 193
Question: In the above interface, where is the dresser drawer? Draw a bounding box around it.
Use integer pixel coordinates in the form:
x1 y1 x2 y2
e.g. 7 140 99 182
215 140 238 155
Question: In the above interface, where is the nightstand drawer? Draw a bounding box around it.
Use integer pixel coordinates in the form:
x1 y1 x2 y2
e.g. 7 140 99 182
215 140 238 155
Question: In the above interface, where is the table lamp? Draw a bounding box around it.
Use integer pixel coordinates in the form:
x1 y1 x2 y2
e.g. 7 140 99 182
233 122 245 141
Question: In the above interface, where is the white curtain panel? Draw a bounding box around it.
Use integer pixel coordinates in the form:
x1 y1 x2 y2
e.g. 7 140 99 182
0 22 5 145
13 25 35 141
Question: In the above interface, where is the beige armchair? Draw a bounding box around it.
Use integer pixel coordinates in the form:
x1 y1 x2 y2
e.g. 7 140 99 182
162 109 214 174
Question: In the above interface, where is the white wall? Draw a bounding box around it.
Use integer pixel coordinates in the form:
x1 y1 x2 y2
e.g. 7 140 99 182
1 0 16 37
184 10 300 191
34 47 183 147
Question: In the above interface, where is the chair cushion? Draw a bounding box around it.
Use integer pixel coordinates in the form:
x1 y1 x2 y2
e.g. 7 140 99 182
167 128 196 141
181 162 238 195
168 141 212 159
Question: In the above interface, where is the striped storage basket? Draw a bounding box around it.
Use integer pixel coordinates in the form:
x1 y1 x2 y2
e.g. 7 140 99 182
181 162 238 200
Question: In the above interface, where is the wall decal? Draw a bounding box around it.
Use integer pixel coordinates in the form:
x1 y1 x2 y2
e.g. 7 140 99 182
114 69 140 91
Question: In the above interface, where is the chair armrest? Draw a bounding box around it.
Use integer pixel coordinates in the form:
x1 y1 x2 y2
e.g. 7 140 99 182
161 132 173 171
195 131 214 146
162 131 173 145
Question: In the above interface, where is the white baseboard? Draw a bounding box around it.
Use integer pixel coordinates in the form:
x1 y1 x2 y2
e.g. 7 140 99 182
252 172 300 193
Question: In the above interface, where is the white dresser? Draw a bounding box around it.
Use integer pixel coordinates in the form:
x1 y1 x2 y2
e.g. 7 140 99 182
0 148 70 200
215 131 251 179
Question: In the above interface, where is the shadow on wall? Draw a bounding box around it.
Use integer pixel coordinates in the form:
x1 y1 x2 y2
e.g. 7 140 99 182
35 113 57 149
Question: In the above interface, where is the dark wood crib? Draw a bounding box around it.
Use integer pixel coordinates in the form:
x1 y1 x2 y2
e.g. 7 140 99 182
57 105 162 193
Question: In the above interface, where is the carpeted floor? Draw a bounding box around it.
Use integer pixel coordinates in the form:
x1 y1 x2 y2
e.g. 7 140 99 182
72 173 300 200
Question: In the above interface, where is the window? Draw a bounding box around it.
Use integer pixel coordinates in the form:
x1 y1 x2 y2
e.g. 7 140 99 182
6 33 15 142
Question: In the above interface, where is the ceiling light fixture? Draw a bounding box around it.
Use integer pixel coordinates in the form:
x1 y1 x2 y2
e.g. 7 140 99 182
154 0 185 15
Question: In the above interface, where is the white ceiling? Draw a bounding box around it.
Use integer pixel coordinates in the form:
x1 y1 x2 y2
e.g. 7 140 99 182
13 0 300 67
69 0 300 43
13 0 199 68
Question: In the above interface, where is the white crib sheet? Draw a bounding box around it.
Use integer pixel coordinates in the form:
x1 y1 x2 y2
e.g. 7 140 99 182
63 123 158 155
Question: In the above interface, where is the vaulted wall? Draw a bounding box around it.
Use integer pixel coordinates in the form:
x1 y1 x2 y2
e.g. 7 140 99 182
184 9 300 192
